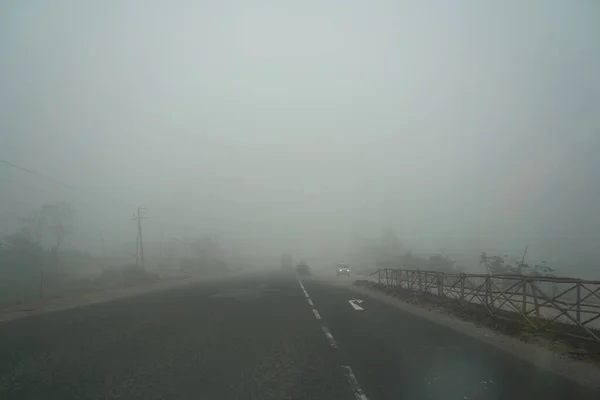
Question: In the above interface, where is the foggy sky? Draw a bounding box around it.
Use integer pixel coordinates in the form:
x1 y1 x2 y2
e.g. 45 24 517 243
1 1 600 274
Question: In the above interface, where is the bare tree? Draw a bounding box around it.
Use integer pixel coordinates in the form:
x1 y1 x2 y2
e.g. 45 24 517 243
480 252 513 275
380 228 402 261
22 210 45 243
0 232 44 271
40 202 77 252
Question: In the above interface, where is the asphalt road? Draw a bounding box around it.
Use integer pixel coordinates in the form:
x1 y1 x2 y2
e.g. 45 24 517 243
0 271 598 400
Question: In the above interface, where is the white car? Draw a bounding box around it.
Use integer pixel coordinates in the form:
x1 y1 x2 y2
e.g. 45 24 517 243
336 264 351 276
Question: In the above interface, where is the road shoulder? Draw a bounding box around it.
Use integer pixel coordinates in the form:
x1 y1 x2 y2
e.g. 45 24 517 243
0 272 243 322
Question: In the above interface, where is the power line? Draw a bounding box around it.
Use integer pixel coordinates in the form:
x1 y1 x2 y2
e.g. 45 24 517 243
0 159 93 206
0 159 78 191
0 159 136 211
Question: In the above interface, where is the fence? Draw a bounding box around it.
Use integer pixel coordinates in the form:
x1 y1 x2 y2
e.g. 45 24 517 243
372 268 600 343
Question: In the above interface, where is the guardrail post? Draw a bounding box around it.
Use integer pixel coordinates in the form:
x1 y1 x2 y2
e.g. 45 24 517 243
399 270 403 288
438 274 443 297
460 274 465 305
398 269 402 289
576 283 581 323
533 283 540 318
485 276 492 310
419 271 423 292
522 279 527 314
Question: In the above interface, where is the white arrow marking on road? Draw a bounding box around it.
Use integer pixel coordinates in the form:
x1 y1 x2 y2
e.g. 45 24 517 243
348 299 364 310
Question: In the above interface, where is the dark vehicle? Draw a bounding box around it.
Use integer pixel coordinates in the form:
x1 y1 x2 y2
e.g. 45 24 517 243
296 261 311 275
336 263 350 276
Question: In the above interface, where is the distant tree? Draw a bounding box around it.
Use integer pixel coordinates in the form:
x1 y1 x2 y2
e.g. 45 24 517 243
380 228 402 260
428 254 456 273
398 252 427 270
362 243 384 268
480 251 556 278
479 252 489 268
397 252 458 273
39 202 76 252
480 252 515 275
0 232 44 272
521 261 555 277
536 262 555 277
23 210 45 244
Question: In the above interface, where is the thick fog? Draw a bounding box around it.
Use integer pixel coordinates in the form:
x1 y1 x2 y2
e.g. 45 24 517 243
1 1 599 276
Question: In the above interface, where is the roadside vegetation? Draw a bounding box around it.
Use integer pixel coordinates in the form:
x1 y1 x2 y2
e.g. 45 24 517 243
0 202 230 306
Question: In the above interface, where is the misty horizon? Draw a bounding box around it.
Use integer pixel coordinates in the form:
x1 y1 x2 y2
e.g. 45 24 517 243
2 1 600 277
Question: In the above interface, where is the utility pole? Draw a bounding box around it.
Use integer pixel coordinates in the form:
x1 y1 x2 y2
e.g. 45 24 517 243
131 207 146 270
138 206 145 270
101 233 107 255
100 232 107 268
133 215 139 267
159 223 165 265
520 245 529 267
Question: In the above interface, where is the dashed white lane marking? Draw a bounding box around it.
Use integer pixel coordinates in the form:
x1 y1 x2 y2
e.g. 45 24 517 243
312 308 322 320
298 279 307 292
297 280 310 298
342 366 369 400
298 279 369 399
321 325 338 348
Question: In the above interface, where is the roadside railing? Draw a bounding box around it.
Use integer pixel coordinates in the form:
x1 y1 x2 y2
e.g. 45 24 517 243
371 268 600 343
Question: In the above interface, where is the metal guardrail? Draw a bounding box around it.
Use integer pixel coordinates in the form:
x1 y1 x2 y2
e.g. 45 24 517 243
372 268 600 343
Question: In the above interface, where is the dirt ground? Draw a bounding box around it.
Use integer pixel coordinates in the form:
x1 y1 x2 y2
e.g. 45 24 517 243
0 271 244 322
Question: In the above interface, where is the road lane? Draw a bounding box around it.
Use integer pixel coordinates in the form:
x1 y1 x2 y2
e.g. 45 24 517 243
302 279 600 400
0 272 352 400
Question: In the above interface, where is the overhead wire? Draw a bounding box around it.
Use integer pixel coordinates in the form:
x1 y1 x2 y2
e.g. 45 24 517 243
0 159 136 211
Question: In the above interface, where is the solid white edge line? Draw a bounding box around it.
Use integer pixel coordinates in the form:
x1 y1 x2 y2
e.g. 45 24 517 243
342 365 369 400
312 308 321 320
307 298 314 306
321 326 337 348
